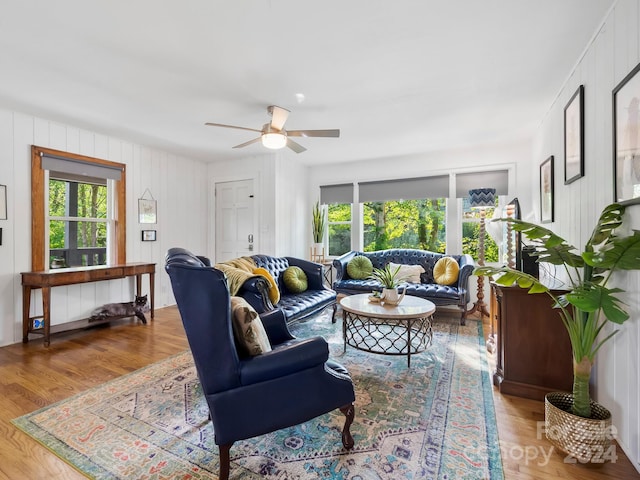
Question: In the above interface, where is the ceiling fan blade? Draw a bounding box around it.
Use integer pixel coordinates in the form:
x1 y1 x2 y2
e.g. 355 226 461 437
286 129 340 138
232 137 262 149
286 138 307 153
269 105 290 131
205 122 262 133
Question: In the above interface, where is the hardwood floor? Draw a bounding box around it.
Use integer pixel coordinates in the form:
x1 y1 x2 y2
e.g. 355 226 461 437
0 307 637 479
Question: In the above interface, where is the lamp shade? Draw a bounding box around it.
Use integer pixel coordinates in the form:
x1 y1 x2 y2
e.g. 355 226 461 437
469 188 496 208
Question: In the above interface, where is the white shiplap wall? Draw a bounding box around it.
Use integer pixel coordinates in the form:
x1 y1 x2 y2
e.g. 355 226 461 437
0 107 208 347
532 0 640 470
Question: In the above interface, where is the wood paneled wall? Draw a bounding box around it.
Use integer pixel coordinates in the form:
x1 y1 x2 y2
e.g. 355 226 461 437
0 108 208 347
532 0 640 471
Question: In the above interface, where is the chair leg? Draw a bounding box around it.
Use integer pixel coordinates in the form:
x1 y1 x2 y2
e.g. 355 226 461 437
331 303 338 323
460 307 467 326
218 443 232 480
339 403 355 450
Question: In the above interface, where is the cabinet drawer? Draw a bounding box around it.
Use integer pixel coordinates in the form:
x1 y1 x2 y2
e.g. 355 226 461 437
91 268 124 280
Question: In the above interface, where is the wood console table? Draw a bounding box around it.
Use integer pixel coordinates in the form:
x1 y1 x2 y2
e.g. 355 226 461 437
21 263 155 346
491 282 573 400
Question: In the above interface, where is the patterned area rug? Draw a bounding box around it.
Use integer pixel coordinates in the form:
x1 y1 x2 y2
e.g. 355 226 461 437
13 313 503 479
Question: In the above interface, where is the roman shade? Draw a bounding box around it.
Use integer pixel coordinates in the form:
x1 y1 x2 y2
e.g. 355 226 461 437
320 183 354 204
359 175 449 203
455 170 508 197
42 153 123 182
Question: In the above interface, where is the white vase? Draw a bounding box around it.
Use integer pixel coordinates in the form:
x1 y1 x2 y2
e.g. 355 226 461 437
380 287 405 305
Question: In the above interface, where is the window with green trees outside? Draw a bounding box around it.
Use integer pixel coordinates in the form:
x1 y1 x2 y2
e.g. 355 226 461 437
49 177 108 268
461 197 499 263
363 199 446 253
327 203 351 256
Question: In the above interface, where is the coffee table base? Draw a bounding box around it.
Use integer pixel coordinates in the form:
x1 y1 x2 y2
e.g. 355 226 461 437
343 311 433 367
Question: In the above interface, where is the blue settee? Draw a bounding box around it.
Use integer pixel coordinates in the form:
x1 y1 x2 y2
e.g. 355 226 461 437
240 255 337 323
333 249 474 324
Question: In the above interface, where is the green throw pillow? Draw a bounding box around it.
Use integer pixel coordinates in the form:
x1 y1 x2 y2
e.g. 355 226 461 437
283 266 308 293
347 255 373 280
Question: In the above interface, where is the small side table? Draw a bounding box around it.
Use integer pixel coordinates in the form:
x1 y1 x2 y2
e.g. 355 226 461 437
322 261 333 287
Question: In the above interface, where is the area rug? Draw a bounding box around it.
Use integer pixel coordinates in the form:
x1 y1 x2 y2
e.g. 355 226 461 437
13 313 503 479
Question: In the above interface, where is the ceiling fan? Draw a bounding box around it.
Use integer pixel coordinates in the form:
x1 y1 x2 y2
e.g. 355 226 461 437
205 105 340 153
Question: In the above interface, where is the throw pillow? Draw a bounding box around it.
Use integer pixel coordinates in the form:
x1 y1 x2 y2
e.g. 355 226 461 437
433 257 460 285
347 255 373 280
253 267 281 305
282 266 308 293
230 297 272 356
389 262 425 283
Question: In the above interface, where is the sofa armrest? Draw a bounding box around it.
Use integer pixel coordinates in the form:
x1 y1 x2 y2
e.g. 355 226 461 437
239 336 329 385
260 308 295 345
197 255 211 266
457 254 475 291
286 257 325 290
239 277 274 313
333 251 358 283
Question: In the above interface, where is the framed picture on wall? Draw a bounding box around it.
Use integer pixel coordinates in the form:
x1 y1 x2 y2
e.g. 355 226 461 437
564 85 584 184
138 198 157 224
540 156 554 223
613 61 640 205
0 184 6 220
141 230 157 242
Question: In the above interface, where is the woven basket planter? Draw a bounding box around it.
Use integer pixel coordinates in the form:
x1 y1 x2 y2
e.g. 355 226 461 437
544 392 613 463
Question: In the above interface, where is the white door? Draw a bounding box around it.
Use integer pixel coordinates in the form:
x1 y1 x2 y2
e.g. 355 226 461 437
215 179 255 262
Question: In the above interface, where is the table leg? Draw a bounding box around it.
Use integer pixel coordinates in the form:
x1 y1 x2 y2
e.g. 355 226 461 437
22 286 32 343
149 271 155 319
343 310 347 353
407 318 412 368
42 287 51 347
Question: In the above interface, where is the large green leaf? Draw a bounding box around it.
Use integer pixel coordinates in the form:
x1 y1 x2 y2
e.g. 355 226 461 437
583 230 640 270
494 218 583 267
585 203 625 249
565 284 629 324
473 266 549 294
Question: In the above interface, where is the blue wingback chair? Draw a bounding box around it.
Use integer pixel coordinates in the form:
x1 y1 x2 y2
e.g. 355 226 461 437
165 248 355 480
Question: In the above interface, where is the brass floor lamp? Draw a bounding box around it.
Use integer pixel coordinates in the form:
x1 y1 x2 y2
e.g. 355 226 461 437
466 188 496 321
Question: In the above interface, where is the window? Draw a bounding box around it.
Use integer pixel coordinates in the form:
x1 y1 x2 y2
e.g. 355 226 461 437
321 183 353 257
359 176 449 253
31 146 126 271
363 199 446 252
327 203 351 256
461 196 499 263
456 169 509 264
48 176 109 268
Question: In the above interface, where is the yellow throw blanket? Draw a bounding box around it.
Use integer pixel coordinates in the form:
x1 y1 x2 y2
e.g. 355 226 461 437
214 257 258 295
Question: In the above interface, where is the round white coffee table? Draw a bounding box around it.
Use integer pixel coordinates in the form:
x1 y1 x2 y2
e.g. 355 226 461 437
339 293 435 367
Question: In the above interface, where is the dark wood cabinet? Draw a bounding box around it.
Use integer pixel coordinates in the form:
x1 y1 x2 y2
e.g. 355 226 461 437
491 282 573 401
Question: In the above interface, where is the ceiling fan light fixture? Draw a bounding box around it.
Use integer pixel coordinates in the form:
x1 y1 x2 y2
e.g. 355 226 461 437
261 132 287 149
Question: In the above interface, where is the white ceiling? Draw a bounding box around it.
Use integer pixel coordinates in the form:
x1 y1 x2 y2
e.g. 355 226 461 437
0 1 614 166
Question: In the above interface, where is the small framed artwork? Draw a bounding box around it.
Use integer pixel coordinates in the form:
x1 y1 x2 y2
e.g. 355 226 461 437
540 156 554 223
138 198 157 224
613 61 640 205
0 184 7 220
141 230 157 242
564 85 584 184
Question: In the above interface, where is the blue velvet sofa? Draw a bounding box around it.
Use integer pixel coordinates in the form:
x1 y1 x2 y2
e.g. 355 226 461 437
333 249 474 324
235 255 337 324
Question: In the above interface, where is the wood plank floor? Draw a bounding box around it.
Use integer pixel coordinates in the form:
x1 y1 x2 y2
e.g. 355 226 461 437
0 306 637 479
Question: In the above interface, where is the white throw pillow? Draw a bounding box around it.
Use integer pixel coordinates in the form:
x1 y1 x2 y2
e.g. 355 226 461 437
389 262 425 283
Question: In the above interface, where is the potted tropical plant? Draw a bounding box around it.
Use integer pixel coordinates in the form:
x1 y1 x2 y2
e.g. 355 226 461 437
370 264 405 305
312 199 325 244
310 200 326 261
475 202 640 461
